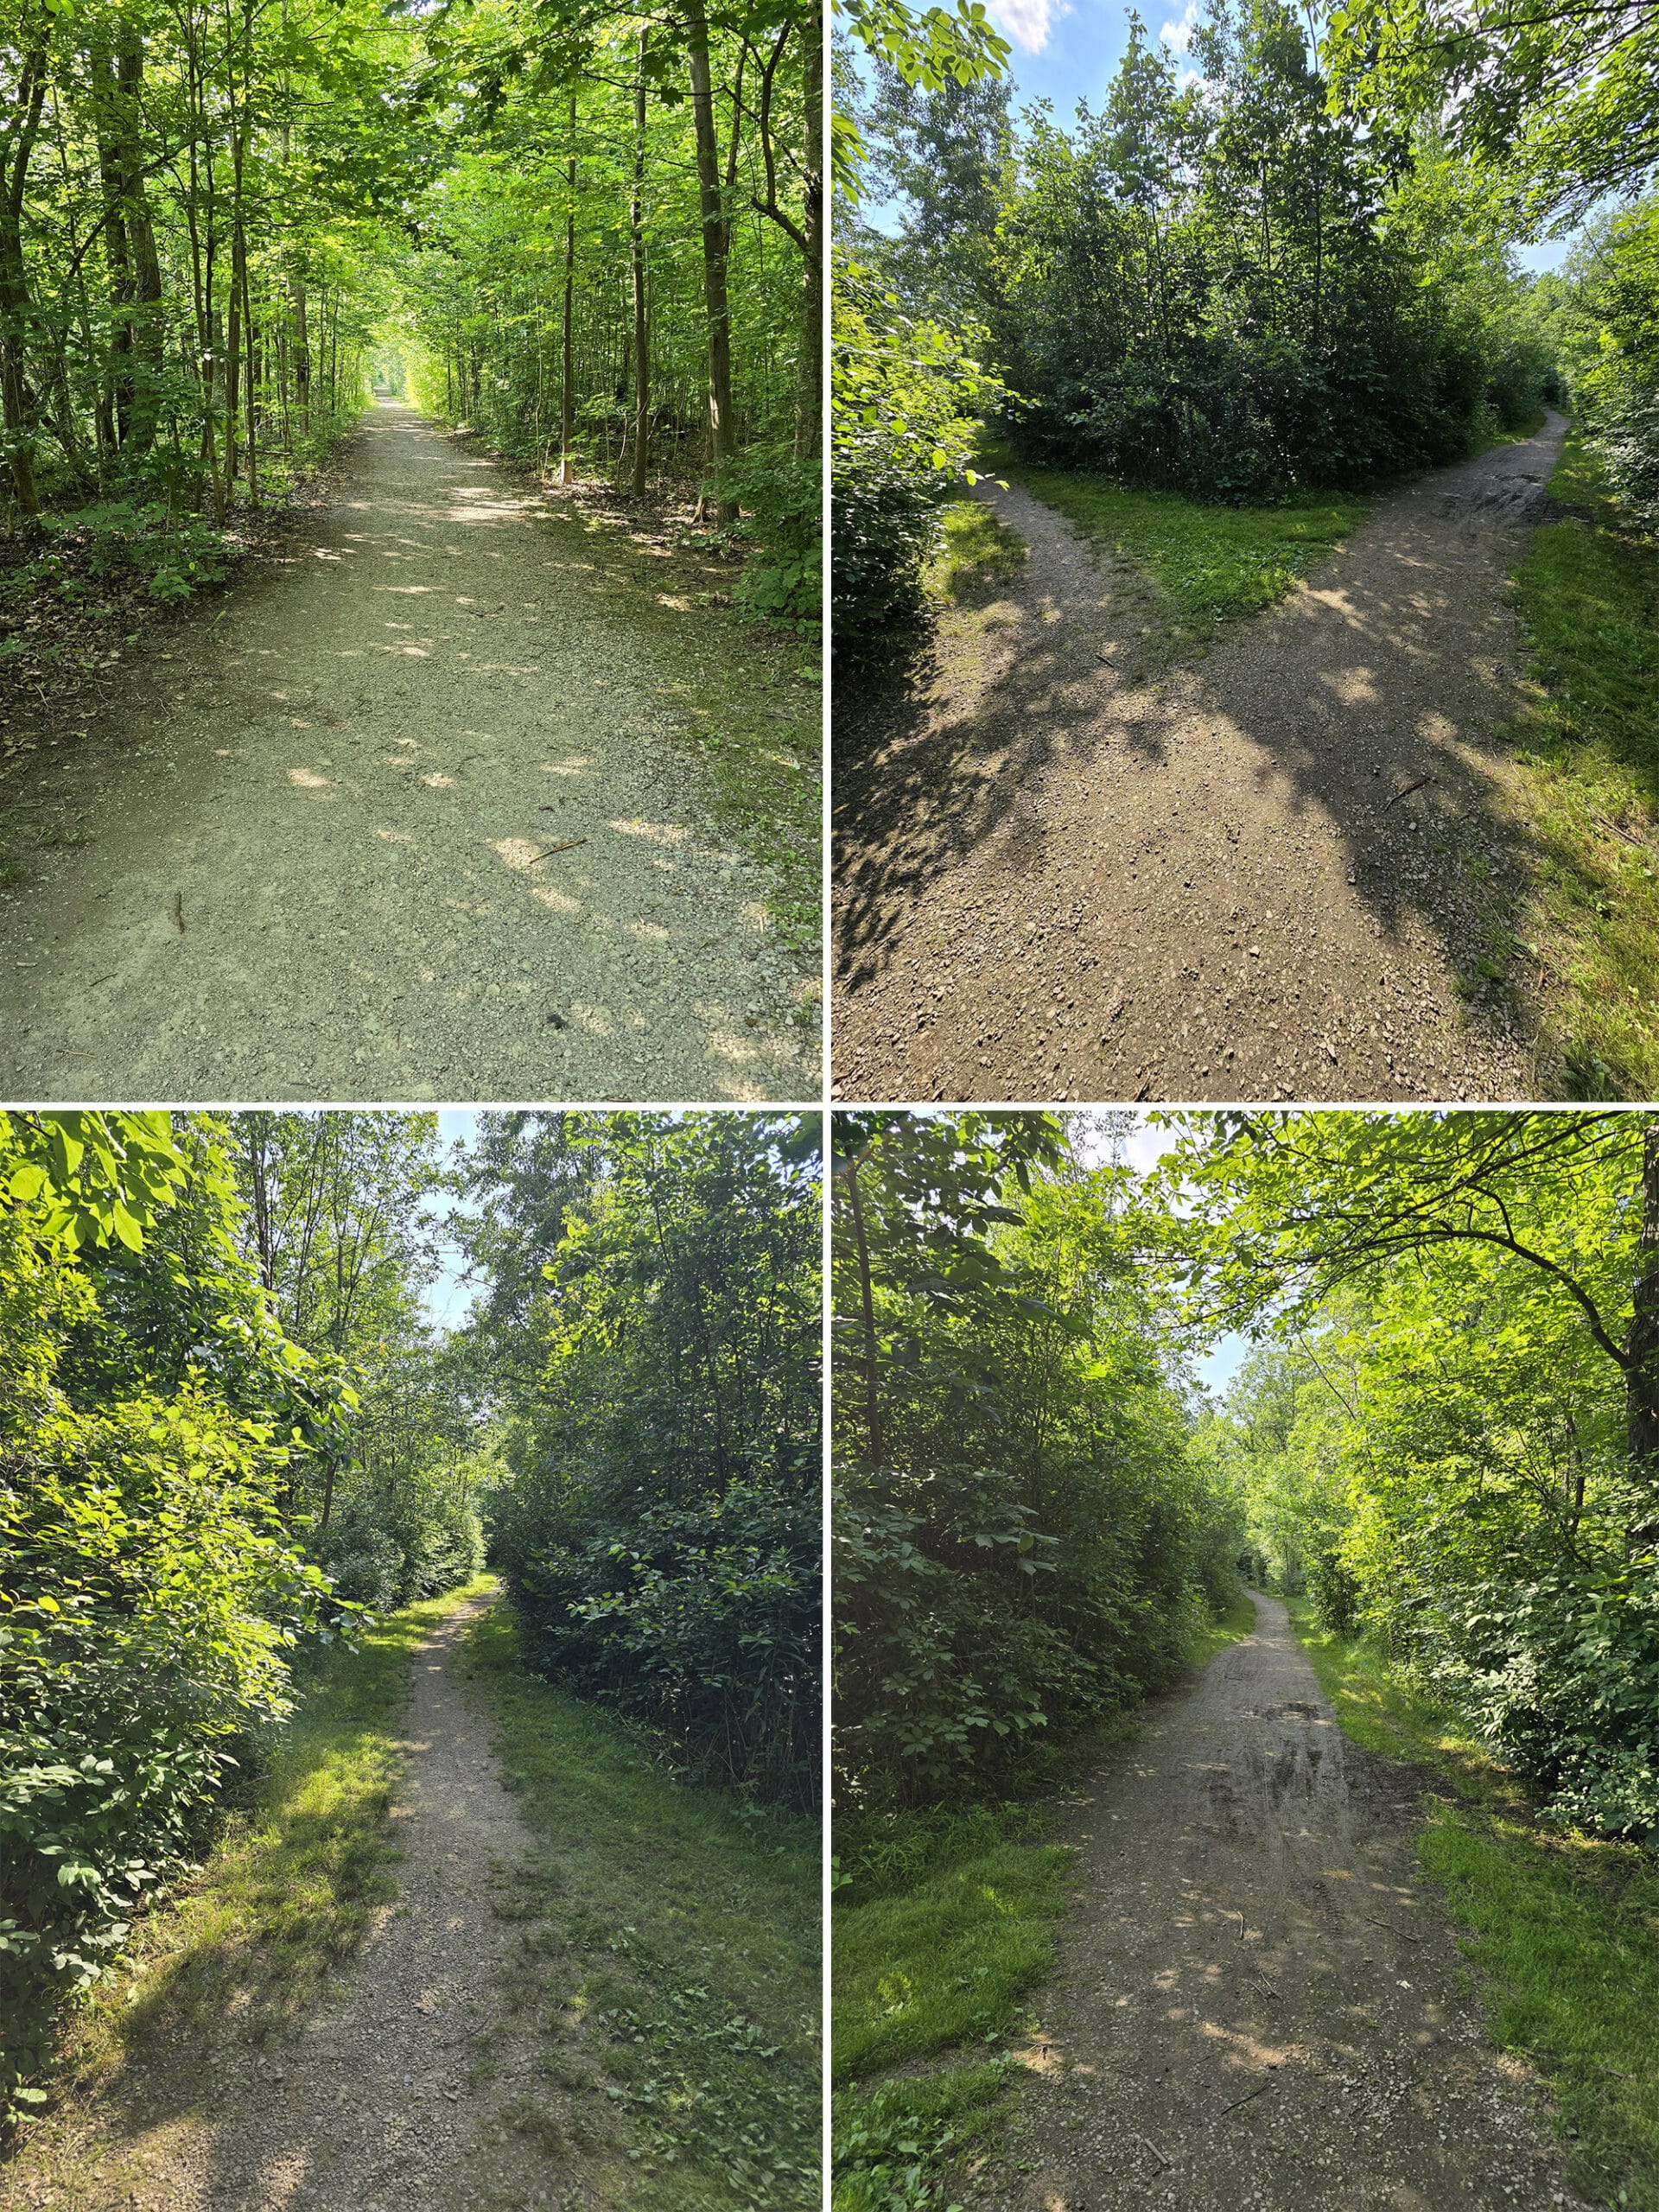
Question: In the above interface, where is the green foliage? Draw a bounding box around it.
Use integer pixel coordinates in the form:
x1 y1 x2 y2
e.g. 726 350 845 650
731 446 825 626
0 1120 337 2124
831 254 1010 655
833 1111 1243 1811
474 1113 822 1806
460 1601 821 2210
832 2063 1009 2212
1174 1109 1659 1837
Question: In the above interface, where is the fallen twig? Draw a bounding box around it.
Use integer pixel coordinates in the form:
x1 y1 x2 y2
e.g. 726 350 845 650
172 890 184 933
1361 1913 1421 1944
526 838 588 864
1588 809 1654 851
1135 2131 1173 2171
1385 774 1435 809
1218 2080 1272 2120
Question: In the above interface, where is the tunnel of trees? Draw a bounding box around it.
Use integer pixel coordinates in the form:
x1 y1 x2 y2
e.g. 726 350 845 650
0 0 819 609
0 1105 821 2122
833 1107 1659 1842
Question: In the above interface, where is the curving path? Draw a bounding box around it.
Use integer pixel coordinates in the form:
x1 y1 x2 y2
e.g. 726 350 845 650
977 1593 1591 2211
833 416 1568 1103
0 403 815 1103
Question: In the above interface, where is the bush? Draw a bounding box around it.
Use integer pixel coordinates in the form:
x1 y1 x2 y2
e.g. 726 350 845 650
498 1479 818 1802
309 1478 485 1611
831 253 1009 658
730 444 823 627
0 1389 331 2118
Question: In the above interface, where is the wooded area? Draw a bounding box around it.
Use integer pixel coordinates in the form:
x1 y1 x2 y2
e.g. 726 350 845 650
0 1106 821 2127
834 1105 1659 1833
831 0 1659 643
0 0 820 618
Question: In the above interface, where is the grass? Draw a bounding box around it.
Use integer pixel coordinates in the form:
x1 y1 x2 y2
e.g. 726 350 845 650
985 439 1367 642
1501 427 1659 1097
1287 1598 1659 2209
925 493 1028 601
830 1596 1255 2212
457 1601 821 2212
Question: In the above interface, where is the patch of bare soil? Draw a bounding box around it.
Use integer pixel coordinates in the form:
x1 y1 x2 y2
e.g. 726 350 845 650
0 402 815 1103
832 416 1569 1103
0 1600 614 2212
969 1592 1590 2212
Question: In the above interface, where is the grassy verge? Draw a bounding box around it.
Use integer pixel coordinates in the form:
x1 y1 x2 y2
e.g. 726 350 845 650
831 1597 1255 2212
925 493 1028 602
1502 427 1659 1097
457 1601 821 2212
985 442 1367 644
1287 1598 1659 2209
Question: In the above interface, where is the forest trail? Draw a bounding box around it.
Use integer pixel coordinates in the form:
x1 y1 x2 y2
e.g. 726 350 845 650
832 413 1567 1103
984 1592 1588 2212
1 1596 584 2212
0 403 812 1103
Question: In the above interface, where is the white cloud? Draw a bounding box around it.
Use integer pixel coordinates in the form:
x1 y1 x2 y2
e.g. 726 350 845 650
988 0 1060 54
1159 0 1201 52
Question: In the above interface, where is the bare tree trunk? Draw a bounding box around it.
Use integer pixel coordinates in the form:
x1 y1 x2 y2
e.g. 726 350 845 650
560 91 576 485
630 29 650 498
683 0 736 524
797 0 823 461
0 34 49 518
1628 1116 1659 1543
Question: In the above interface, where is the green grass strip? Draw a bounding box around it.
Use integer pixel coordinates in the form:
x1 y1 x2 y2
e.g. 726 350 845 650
986 443 1366 638
457 1600 822 2212
1507 428 1659 1098
1288 1599 1659 2209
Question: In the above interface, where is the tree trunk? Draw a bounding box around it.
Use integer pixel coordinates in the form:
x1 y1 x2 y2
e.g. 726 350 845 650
630 30 650 498
683 0 737 523
797 0 822 461
560 92 576 485
118 24 163 455
0 36 48 518
1628 1116 1659 1538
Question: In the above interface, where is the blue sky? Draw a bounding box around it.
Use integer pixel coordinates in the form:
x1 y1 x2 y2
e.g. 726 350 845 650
421 1109 480 1335
873 0 1576 270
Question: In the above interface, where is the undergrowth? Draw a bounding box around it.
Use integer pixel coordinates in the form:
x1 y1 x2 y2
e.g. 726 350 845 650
1288 1597 1659 2211
1504 428 1659 1098
459 1600 821 2212
986 441 1366 642
925 493 1027 602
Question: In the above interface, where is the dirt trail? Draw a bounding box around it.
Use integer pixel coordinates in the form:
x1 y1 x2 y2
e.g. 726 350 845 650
977 1592 1589 2212
0 403 814 1103
2 1599 588 2212
833 416 1567 1103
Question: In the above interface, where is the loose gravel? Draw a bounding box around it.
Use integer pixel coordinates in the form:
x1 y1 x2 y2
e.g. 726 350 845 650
833 415 1569 1103
0 403 815 1103
972 1592 1592 2212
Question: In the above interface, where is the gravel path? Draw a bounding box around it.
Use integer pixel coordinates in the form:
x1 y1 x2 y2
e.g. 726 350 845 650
974 1592 1589 2212
2 1598 600 2212
0 402 814 1102
832 416 1567 1103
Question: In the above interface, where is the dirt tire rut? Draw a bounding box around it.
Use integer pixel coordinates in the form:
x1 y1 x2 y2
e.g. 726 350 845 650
833 416 1568 1103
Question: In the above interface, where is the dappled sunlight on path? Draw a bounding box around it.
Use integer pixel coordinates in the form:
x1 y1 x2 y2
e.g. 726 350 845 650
0 402 813 1102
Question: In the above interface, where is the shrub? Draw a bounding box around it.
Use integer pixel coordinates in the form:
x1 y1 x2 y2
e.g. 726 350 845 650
730 444 823 626
0 1389 331 2117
